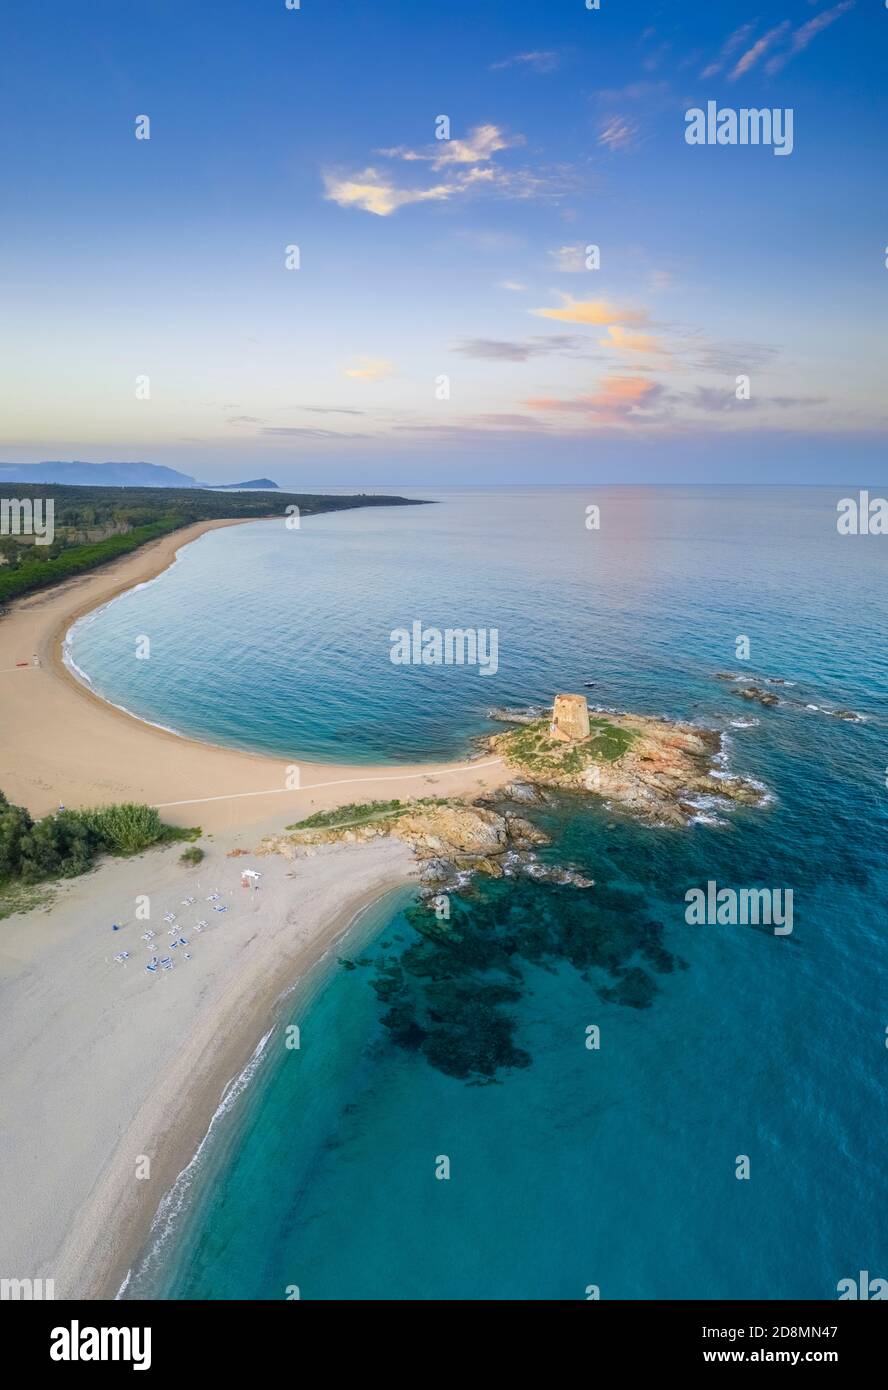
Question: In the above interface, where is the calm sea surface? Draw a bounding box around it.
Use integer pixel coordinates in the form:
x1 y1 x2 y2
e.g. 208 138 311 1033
72 486 888 1300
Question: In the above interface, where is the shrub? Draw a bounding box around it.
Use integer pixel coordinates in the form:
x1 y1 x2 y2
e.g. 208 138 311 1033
17 812 98 883
76 802 164 855
0 794 34 878
179 846 204 866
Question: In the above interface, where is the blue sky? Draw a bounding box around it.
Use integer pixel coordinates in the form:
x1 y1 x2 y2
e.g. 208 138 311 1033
1 0 885 484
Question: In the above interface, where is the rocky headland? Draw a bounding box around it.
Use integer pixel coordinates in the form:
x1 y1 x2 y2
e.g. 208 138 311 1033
488 707 766 827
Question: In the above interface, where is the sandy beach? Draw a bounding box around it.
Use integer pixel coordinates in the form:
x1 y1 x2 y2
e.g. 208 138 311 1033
0 828 417 1297
0 518 510 831
0 517 509 1297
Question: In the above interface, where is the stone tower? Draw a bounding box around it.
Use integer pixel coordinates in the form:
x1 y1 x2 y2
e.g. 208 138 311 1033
550 693 591 742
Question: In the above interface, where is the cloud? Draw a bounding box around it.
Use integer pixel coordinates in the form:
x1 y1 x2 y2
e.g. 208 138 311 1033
260 427 370 439
693 340 780 373
531 296 647 326
301 406 367 416
392 415 547 438
688 387 827 414
324 124 571 216
729 21 791 80
765 2 855 76
525 375 665 422
227 415 263 425
549 243 589 272
452 335 585 361
597 116 640 151
490 51 560 74
342 357 394 382
322 167 457 216
601 325 666 356
379 124 517 169
700 22 757 78
497 280 527 291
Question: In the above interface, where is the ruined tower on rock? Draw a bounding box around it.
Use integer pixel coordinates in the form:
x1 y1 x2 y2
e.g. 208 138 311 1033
550 693 591 742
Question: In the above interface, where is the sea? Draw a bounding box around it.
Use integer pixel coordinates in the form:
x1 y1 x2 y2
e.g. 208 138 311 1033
67 485 888 1300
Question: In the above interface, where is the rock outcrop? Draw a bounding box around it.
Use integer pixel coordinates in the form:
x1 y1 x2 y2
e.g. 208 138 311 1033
491 710 767 827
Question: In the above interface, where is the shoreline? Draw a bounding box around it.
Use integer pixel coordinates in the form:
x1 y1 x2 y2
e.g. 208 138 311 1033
0 830 416 1299
87 861 413 1302
0 512 508 1299
116 881 409 1301
0 516 510 830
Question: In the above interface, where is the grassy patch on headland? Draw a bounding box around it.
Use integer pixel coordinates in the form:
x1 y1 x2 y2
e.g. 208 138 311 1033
287 796 453 833
497 717 637 778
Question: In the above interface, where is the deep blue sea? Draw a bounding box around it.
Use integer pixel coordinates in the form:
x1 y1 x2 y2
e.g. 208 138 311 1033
72 486 888 1301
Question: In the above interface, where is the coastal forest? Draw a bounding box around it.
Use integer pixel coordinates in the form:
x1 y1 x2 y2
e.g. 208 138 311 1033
0 484 423 607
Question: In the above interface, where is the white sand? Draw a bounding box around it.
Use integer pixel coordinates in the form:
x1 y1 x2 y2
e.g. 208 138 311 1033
0 519 510 830
0 515 511 1297
0 826 416 1297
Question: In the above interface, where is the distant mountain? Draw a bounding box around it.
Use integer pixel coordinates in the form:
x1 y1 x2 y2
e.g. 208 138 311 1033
207 478 279 491
0 461 199 488
0 462 280 491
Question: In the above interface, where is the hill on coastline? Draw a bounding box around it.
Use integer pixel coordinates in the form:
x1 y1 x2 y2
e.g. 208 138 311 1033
0 461 280 491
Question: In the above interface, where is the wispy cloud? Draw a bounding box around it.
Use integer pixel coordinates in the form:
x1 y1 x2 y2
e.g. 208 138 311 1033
490 51 559 74
531 296 647 326
766 2 855 76
704 4 855 83
342 357 394 382
729 21 791 80
700 22 756 78
260 427 371 439
322 167 456 216
525 375 665 424
597 116 640 151
549 244 589 272
601 325 667 357
324 124 572 216
379 124 518 168
497 280 527 291
452 335 585 361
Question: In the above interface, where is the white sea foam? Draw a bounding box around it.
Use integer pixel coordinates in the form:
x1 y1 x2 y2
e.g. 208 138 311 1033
118 1024 276 1297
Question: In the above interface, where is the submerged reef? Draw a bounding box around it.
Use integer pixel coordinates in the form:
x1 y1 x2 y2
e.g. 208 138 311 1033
368 874 686 1083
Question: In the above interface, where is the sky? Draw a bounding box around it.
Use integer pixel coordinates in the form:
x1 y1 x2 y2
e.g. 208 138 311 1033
1 0 885 485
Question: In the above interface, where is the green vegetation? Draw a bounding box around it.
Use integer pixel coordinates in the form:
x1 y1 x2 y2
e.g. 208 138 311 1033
179 846 205 866
498 717 637 778
0 483 426 606
0 787 198 915
74 802 166 855
287 796 455 833
288 799 409 831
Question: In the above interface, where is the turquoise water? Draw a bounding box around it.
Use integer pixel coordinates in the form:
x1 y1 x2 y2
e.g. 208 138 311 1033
92 487 888 1300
